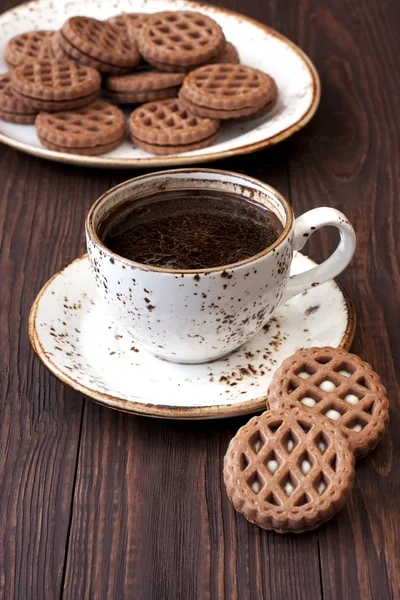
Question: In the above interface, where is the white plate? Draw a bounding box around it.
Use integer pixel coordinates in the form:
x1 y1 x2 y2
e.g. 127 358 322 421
0 0 320 168
29 253 355 419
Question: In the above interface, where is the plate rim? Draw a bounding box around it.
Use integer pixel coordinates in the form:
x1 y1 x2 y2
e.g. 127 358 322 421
0 0 321 168
29 254 356 420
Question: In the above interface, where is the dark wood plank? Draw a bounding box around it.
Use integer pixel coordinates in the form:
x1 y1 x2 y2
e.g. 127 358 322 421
0 144 111 599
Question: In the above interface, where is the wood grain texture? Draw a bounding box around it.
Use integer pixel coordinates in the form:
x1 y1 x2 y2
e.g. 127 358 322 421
0 0 399 599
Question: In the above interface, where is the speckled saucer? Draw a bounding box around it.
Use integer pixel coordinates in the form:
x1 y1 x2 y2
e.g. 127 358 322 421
29 253 355 419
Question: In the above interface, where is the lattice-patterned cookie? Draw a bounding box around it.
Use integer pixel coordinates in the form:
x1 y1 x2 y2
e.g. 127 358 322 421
267 347 389 457
51 32 128 74
58 17 140 73
140 41 239 73
5 30 54 68
224 407 355 534
148 41 239 72
129 98 220 155
137 11 225 69
0 73 38 123
105 70 185 104
11 60 100 100
35 100 126 155
107 13 151 35
180 63 277 110
208 41 240 65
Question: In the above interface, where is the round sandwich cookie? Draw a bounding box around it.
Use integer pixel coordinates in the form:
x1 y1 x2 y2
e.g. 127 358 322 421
107 12 152 36
267 347 389 457
5 30 54 68
57 17 140 74
209 41 240 65
35 100 126 155
137 11 225 70
129 97 220 155
224 407 355 534
0 73 38 124
10 60 101 112
105 70 185 104
146 42 240 74
179 63 278 119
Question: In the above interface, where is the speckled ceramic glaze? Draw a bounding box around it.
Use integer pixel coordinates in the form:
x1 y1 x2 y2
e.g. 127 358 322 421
86 169 356 363
29 253 356 419
0 0 320 167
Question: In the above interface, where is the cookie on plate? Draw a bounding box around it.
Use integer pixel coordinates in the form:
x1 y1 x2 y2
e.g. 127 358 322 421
137 11 225 71
208 41 240 65
105 69 185 104
179 63 278 119
10 60 101 111
106 12 152 36
56 17 140 74
224 407 355 534
267 347 389 457
35 100 126 155
0 73 38 123
129 97 220 155
5 30 54 68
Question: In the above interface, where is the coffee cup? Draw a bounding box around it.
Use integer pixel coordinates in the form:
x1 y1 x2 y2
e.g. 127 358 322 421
86 169 355 363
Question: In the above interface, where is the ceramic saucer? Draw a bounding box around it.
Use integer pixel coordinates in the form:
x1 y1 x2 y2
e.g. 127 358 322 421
29 253 355 419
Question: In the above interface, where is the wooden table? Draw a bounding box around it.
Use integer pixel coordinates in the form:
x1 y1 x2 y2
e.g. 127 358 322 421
1 0 399 598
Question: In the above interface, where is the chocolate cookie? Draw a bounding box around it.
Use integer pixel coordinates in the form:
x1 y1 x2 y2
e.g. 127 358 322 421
209 41 240 65
129 98 220 155
147 41 240 73
105 70 185 104
57 17 140 74
5 30 54 68
0 73 38 123
267 347 389 457
179 63 278 119
137 11 225 70
10 59 101 112
224 407 355 533
35 100 126 155
107 12 151 36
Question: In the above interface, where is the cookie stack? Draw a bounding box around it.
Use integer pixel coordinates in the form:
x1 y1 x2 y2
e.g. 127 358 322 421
224 347 389 534
1 9 278 156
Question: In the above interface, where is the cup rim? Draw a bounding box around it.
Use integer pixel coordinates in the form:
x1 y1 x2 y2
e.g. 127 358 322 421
86 168 294 274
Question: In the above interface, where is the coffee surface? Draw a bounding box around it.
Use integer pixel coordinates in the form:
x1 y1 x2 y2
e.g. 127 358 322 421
100 190 283 270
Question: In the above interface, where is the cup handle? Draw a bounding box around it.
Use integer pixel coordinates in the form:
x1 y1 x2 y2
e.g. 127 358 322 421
280 207 356 304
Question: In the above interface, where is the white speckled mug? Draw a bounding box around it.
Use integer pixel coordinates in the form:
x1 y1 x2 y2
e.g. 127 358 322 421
86 169 355 363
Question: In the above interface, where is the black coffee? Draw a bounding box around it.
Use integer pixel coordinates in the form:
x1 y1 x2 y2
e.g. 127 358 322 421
100 189 283 270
